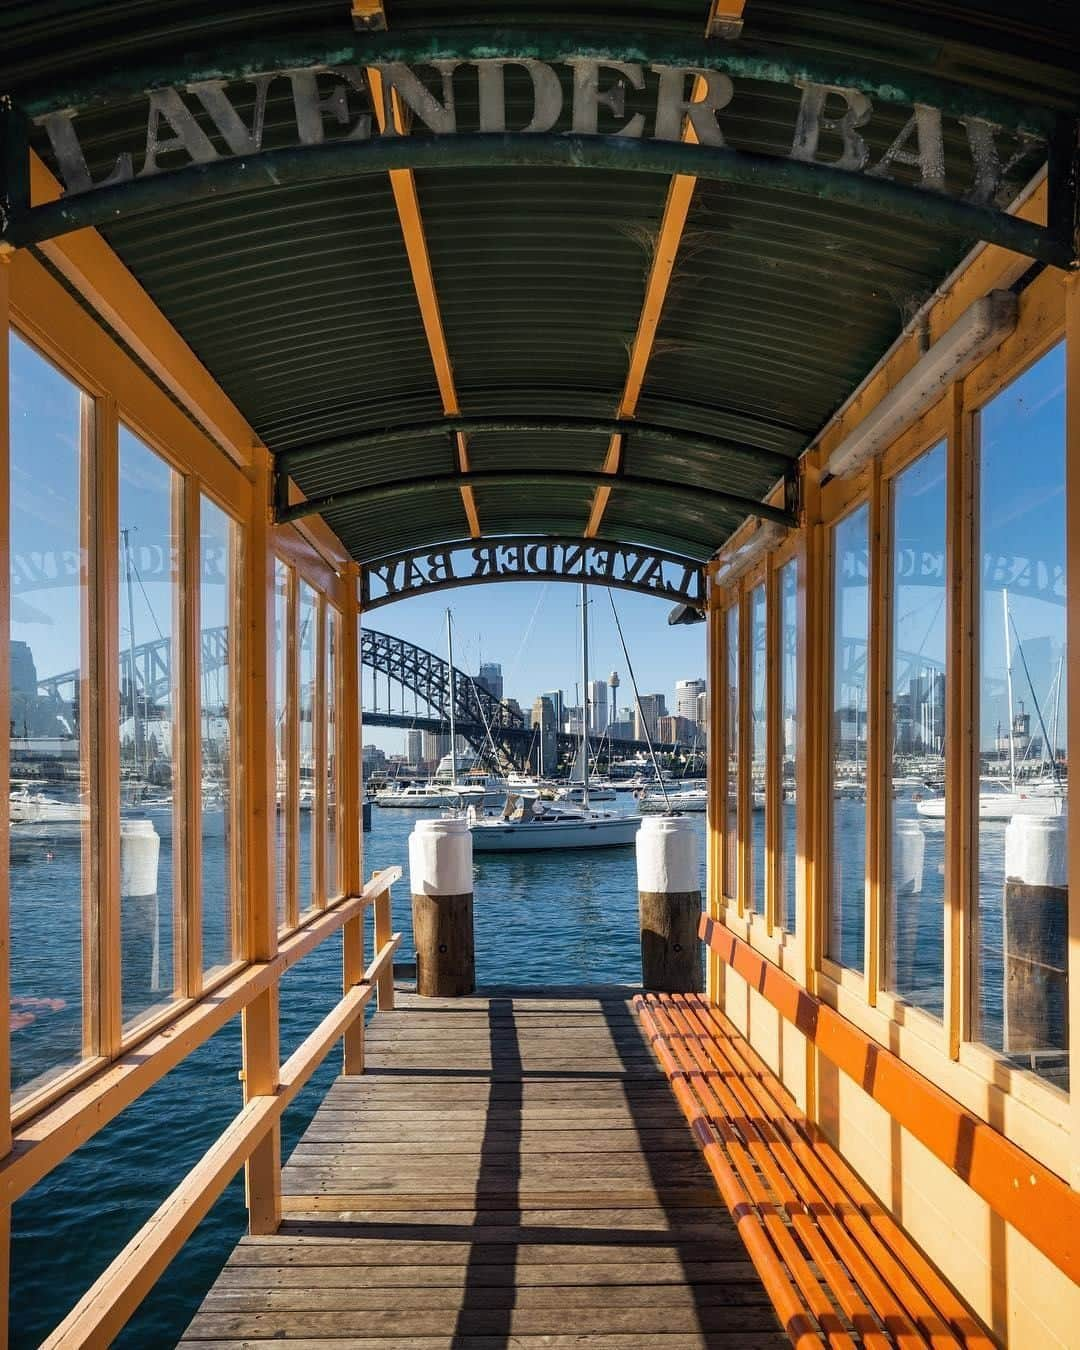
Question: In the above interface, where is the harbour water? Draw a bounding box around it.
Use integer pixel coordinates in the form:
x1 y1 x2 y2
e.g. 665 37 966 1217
8 795 1020 1345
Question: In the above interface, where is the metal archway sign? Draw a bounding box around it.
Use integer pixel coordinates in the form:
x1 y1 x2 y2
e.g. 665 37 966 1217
2 30 1076 265
361 537 707 610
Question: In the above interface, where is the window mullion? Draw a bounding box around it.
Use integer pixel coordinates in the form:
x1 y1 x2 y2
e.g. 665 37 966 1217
179 480 202 994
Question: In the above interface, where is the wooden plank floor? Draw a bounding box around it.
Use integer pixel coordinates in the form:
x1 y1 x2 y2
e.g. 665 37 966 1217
180 988 785 1348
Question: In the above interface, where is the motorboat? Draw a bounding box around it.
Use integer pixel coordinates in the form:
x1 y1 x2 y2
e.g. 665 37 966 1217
556 782 616 803
9 788 88 841
916 777 1066 821
638 787 707 813
467 795 639 851
375 782 488 808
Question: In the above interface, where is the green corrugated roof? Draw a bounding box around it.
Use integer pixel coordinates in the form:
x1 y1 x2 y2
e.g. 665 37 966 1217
4 2 1078 566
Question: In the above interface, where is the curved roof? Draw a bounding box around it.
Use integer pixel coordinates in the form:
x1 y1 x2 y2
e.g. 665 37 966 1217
4 2 1078 565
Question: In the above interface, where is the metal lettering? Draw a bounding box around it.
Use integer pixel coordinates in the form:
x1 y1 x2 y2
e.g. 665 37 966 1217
587 546 617 578
561 545 586 574
651 66 733 146
375 61 460 135
499 542 528 572
140 88 221 178
477 59 562 133
425 550 455 583
286 66 371 145
569 60 645 137
369 561 400 594
471 544 499 576
187 75 276 155
868 103 945 192
34 110 133 195
960 117 1043 207
790 82 872 172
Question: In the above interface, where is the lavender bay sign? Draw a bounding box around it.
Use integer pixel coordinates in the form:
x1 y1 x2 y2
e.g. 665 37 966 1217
8 36 1072 263
361 539 706 611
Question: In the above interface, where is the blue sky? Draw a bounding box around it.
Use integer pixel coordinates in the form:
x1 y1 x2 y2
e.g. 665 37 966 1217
362 581 705 754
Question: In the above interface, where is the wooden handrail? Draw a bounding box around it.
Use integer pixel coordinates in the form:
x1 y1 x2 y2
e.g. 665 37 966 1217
40 932 402 1350
700 915 1080 1285
2 869 401 1206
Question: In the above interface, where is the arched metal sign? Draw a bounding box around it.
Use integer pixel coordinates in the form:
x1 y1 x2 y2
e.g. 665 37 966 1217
2 31 1075 265
361 537 706 610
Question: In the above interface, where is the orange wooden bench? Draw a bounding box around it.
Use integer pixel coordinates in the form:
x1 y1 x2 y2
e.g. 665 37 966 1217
634 990 996 1350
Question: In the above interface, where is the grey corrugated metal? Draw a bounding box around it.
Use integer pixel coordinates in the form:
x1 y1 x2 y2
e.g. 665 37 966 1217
5 2 1077 569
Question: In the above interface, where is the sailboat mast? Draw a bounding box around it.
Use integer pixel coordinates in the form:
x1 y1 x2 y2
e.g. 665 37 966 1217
121 527 144 780
581 583 590 805
1003 588 1016 790
446 608 457 785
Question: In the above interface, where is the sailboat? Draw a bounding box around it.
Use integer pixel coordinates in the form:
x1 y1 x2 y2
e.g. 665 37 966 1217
917 589 1066 821
466 584 639 851
376 610 495 808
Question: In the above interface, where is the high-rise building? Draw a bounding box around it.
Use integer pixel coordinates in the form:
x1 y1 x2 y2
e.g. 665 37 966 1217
633 693 667 742
477 661 503 701
675 678 706 723
541 689 564 730
405 728 424 766
657 714 697 744
422 730 449 764
587 679 608 735
531 695 558 777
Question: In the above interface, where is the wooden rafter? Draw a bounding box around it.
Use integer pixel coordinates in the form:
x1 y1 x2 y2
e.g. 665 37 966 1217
367 67 480 539
585 77 705 539
351 0 387 30
706 0 748 39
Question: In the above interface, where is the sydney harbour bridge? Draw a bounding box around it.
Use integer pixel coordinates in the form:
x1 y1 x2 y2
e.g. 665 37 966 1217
36 628 695 771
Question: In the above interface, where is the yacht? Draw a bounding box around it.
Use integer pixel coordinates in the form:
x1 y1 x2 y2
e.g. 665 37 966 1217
463 583 639 852
916 777 1066 821
375 781 488 808
467 794 639 851
9 788 89 841
637 786 707 813
556 781 617 803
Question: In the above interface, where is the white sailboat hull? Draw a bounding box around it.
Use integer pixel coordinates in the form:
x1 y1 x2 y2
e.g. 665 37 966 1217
916 792 1065 821
470 814 640 851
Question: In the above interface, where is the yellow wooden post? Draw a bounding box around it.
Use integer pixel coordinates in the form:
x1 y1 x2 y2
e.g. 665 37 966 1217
88 393 122 1059
705 579 724 1003
865 460 886 1003
179 481 203 993
944 381 974 1062
284 566 300 929
0 253 12 1350
340 565 366 1072
239 448 281 1235
1063 272 1080 1188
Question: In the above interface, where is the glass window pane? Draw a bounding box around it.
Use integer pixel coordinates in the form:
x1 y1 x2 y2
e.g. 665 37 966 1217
779 561 798 933
274 560 290 929
886 441 947 1018
724 604 739 898
119 428 181 1031
829 503 869 972
325 607 340 900
200 497 238 976
749 584 767 915
974 343 1067 1091
9 336 90 1101
298 581 318 915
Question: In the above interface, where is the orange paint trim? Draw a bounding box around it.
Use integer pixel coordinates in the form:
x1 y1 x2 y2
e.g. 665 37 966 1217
700 916 1080 1285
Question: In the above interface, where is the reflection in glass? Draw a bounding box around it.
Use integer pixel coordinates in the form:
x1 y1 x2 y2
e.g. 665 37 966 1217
829 504 869 972
779 561 797 932
886 441 946 1018
724 604 739 899
9 336 89 1100
974 343 1067 1091
298 581 318 914
201 497 237 976
119 428 181 1031
325 608 340 900
749 585 767 915
274 560 290 928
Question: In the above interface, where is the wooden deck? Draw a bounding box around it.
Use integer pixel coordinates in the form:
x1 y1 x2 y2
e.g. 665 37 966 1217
179 988 786 1348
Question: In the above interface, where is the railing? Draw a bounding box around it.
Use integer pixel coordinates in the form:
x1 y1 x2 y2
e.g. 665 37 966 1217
1 865 402 1349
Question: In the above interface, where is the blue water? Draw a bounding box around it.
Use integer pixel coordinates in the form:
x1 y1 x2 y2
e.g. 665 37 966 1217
9 800 704 1347
9 795 1033 1345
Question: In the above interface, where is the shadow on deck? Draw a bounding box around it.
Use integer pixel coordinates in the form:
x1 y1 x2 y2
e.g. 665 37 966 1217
179 986 785 1348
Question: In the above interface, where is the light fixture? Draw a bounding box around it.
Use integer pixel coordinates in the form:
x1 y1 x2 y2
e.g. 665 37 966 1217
825 289 1017 479
712 519 790 586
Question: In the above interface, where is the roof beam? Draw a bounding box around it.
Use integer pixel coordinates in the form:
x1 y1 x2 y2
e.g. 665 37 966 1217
275 415 793 476
706 0 748 40
366 64 480 539
351 0 387 30
276 468 796 530
585 64 706 539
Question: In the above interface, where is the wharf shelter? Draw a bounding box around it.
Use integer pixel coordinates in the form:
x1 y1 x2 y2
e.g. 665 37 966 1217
0 1 1078 1345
